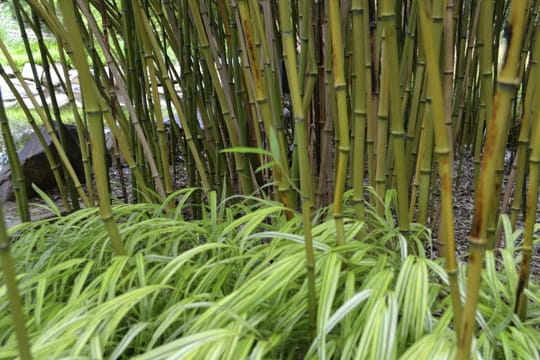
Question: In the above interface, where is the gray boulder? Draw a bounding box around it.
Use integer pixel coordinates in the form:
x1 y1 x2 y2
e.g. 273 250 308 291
0 124 84 201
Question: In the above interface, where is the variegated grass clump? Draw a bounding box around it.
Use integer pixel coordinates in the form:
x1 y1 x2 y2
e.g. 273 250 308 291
1 189 538 359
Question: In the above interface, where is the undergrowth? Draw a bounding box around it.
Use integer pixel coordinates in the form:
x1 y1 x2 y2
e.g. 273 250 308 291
0 189 538 359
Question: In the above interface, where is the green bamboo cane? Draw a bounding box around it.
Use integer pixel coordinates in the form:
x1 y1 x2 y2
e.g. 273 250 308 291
298 0 310 93
402 3 422 185
375 49 390 216
477 0 499 248
188 0 253 195
131 5 173 197
452 0 480 146
513 17 540 321
477 1 493 126
515 100 540 320
417 0 462 342
380 0 410 234
56 38 95 205
97 1 131 204
279 0 317 337
246 0 292 195
362 0 376 193
200 0 258 193
328 0 351 246
406 71 428 219
0 75 29 222
229 2 263 189
0 202 32 359
24 3 73 174
10 1 72 210
457 0 527 356
509 24 539 229
316 32 335 207
471 2 487 189
119 0 173 198
443 0 455 174
415 101 435 226
351 0 367 221
236 0 292 206
252 0 292 183
59 0 126 256
77 0 165 202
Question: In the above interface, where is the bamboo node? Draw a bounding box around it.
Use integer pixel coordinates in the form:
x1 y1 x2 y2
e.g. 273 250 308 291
497 78 520 91
469 236 487 247
378 14 395 21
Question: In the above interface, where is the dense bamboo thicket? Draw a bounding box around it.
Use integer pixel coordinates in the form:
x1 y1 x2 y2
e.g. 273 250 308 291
0 0 539 358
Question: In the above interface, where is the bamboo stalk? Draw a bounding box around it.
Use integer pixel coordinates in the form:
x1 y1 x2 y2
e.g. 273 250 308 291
278 0 317 337
351 0 367 221
328 0 351 247
457 0 527 356
380 0 410 234
0 73 29 221
59 1 126 256
0 203 32 359
188 0 252 194
417 0 462 343
515 22 540 320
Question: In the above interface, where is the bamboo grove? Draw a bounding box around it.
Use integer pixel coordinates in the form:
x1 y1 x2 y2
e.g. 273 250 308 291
0 0 539 358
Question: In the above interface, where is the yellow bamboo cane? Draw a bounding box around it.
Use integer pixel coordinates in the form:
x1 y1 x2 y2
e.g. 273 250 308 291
457 0 527 357
417 0 463 343
279 0 317 337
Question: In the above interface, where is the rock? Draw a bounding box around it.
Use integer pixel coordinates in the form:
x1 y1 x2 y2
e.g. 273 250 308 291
21 63 43 81
104 129 125 166
3 66 15 78
40 63 66 88
0 77 38 103
0 123 84 201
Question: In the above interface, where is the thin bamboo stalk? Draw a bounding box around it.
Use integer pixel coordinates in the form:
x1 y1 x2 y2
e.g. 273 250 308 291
509 26 539 229
351 0 367 221
188 0 252 194
236 0 291 206
417 0 462 343
380 0 410 234
0 74 29 221
515 109 540 319
0 203 32 359
328 0 351 247
77 0 165 201
279 0 317 337
515 22 540 320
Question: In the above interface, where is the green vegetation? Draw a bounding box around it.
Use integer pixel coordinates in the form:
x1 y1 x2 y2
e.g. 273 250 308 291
4 106 75 127
0 0 539 358
1 191 538 358
0 3 59 68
